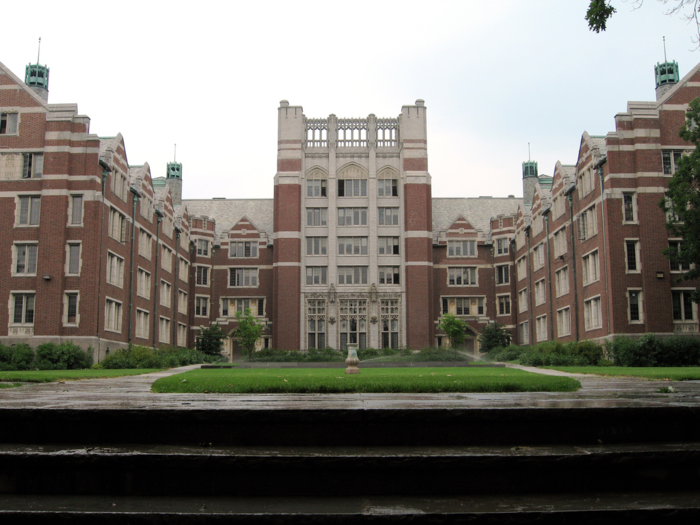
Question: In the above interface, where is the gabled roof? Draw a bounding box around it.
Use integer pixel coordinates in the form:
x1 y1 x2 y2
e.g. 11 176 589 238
432 197 521 240
183 198 274 239
655 61 700 107
0 60 50 108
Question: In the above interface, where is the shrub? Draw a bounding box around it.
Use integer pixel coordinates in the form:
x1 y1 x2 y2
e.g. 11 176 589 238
565 340 604 365
10 344 34 370
609 335 655 367
655 336 700 366
98 345 212 369
34 342 91 370
357 348 380 360
196 324 228 356
478 323 511 353
487 344 528 362
0 345 13 371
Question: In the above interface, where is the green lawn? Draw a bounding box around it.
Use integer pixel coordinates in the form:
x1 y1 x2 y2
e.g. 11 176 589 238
0 369 162 383
0 382 22 389
151 367 581 394
545 366 700 381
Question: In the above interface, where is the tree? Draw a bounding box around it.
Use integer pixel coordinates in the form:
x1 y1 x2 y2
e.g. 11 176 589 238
196 323 228 356
233 308 264 360
478 323 512 353
438 314 466 350
660 97 700 300
586 1 700 45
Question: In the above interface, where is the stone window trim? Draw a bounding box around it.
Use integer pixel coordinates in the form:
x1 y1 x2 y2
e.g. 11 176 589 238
557 306 571 337
555 266 570 298
230 240 259 258
9 290 36 327
11 241 38 277
518 287 528 313
627 288 644 324
495 264 510 285
68 194 84 227
178 290 188 315
581 248 600 286
624 239 641 274
139 229 153 260
195 295 210 317
306 266 328 286
196 238 210 257
159 316 171 344
0 112 19 135
137 267 152 300
440 296 486 317
622 192 638 224
222 297 266 318
584 295 603 332
229 267 259 288
447 240 477 258
106 251 125 288
196 265 211 286
668 239 691 273
497 294 511 317
534 278 546 306
672 288 696 323
160 279 172 308
15 194 41 227
135 309 150 339
447 266 478 287
63 291 80 327
65 241 82 276
519 321 529 346
104 296 123 334
536 314 548 342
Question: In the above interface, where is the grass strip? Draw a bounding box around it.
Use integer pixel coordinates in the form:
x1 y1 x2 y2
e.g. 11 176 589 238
545 366 700 381
0 369 162 383
152 367 580 394
0 382 22 389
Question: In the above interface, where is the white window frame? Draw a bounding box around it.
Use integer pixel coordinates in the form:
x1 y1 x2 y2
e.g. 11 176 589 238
160 280 172 308
229 267 259 288
68 194 84 226
447 240 476 258
137 268 151 300
625 239 640 274
195 295 210 317
139 229 153 260
555 266 569 297
12 242 38 276
136 309 149 339
63 291 80 327
496 264 510 285
557 307 571 337
622 192 638 224
536 315 548 342
159 316 171 344
518 288 528 313
447 267 478 286
582 249 600 286
16 195 41 227
627 288 643 324
178 290 188 315
106 251 125 288
497 294 511 316
65 242 82 276
104 297 123 333
10 291 36 327
584 295 602 331
306 266 328 286
535 279 546 306
196 265 210 286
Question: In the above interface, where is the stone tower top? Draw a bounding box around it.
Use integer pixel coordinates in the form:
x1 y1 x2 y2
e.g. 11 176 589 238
655 60 679 100
522 160 539 207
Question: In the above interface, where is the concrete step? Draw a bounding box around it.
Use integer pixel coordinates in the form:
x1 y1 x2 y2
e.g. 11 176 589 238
2 443 700 497
1 492 700 524
3 406 700 446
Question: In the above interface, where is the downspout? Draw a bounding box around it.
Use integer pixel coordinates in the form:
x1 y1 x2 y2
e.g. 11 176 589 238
565 186 580 341
525 225 533 345
543 208 555 341
595 156 612 337
96 159 112 362
127 187 140 345
153 210 163 348
173 228 181 346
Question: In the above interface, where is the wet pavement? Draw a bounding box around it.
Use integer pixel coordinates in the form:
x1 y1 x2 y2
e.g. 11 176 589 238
1 363 699 410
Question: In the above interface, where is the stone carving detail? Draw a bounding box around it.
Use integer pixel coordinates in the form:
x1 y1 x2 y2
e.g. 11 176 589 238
377 166 399 179
337 163 368 179
306 167 327 180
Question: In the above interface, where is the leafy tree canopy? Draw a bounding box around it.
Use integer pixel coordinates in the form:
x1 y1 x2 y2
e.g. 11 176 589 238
660 96 700 300
478 323 512 353
196 323 228 356
438 314 467 349
233 308 265 360
586 0 617 33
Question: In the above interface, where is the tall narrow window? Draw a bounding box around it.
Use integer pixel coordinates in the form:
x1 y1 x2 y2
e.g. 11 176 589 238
71 195 83 225
67 243 81 275
628 290 642 323
22 153 43 179
12 293 35 324
623 193 636 222
625 241 639 272
18 196 41 226
65 293 79 325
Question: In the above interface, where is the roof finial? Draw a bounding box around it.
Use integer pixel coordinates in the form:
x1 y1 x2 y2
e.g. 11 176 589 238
174 143 177 162
663 36 667 63
37 37 41 65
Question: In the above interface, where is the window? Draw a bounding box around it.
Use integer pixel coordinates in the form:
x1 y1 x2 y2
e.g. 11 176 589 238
378 266 400 285
578 206 597 240
137 269 151 299
338 266 368 285
553 228 567 258
447 240 476 257
229 268 258 287
18 196 41 226
338 237 367 255
378 237 400 255
625 240 640 272
14 243 37 275
535 279 546 306
195 296 209 317
338 207 367 226
307 237 328 255
380 299 400 349
140 194 154 221
584 296 602 331
628 289 643 323
308 299 326 349
161 245 173 273
106 252 124 287
230 241 259 258
179 258 189 282
12 293 35 325
662 150 683 175
555 267 569 297
578 168 596 198
136 310 149 339
196 266 209 286
623 193 637 222
178 323 187 347
163 217 174 239
139 229 152 259
496 265 510 285
518 289 528 313
498 295 511 316
105 298 122 333
109 208 126 242
70 195 83 225
64 293 79 325
178 290 187 314
378 179 398 197
306 266 327 285
0 112 18 134
672 290 695 321
496 238 509 255
441 297 484 316
306 208 328 226
669 241 690 272
533 244 545 269
448 267 477 286
197 239 209 256
339 299 367 350
160 281 172 308
665 196 680 223
22 153 43 178
159 317 171 344
222 298 265 317
378 207 399 226
517 257 527 281
307 179 326 197
536 315 547 342
111 169 128 201
582 250 600 285
338 179 367 197
66 243 81 275
557 307 571 337
532 215 543 237
552 195 566 220
519 321 529 345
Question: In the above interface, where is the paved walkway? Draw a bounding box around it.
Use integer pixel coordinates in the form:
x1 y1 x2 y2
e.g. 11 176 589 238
1 364 700 410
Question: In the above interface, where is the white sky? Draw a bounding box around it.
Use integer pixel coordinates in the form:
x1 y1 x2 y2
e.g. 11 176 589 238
2 1 699 200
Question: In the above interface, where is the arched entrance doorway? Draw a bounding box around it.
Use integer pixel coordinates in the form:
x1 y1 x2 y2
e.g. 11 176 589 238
464 326 479 356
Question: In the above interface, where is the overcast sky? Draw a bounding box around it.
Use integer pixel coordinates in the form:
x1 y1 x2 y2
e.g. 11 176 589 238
2 1 699 200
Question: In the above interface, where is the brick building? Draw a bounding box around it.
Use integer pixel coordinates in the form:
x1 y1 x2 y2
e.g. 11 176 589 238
0 56 698 361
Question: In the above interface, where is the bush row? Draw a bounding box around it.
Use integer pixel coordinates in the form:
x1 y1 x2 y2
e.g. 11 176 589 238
248 347 467 363
0 342 92 371
95 345 223 369
487 335 700 367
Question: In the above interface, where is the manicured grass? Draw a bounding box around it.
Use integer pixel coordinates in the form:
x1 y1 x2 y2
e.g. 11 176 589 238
151 367 581 394
0 382 22 389
545 366 700 381
0 369 162 383
362 355 490 364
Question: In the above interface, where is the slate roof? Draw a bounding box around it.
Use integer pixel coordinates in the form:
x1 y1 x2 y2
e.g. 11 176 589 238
182 198 275 238
431 197 522 239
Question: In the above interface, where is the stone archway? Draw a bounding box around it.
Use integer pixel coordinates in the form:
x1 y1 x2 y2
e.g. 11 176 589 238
464 326 479 356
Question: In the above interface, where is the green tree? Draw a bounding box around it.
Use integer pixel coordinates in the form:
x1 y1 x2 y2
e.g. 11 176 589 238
196 323 228 356
233 308 264 360
478 323 512 353
660 97 700 300
439 314 466 350
586 0 617 33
